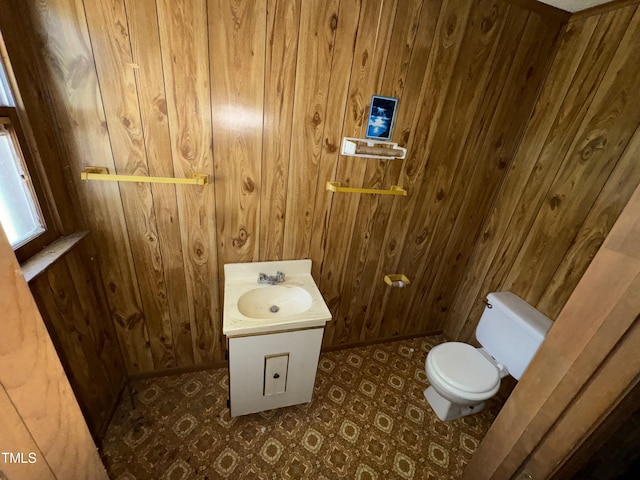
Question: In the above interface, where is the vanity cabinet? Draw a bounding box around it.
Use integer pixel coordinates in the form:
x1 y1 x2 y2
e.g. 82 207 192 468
227 328 324 417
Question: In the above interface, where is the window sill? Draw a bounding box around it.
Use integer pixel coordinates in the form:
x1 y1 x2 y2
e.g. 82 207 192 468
20 231 89 282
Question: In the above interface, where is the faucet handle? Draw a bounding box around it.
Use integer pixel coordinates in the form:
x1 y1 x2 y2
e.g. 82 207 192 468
276 271 285 282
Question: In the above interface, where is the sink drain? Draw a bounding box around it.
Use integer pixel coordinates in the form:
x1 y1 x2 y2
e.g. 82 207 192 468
270 305 280 313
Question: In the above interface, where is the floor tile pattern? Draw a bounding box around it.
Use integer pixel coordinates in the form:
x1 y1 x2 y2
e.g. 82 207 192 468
102 335 504 479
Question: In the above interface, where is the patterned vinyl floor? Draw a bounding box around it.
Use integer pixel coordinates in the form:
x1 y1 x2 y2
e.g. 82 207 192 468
102 335 505 479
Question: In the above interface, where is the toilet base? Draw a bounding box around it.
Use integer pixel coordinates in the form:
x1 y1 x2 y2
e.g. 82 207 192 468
424 386 485 421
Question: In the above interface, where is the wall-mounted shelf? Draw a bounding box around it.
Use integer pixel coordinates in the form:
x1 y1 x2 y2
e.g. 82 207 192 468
326 182 407 196
21 231 89 282
341 137 407 159
80 167 208 186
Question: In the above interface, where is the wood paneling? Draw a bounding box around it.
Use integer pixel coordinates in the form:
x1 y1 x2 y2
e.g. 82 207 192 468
210 0 265 267
260 0 301 261
283 0 339 261
157 0 221 363
84 0 177 370
445 3 640 342
462 179 640 479
30 239 126 442
125 0 195 366
320 0 400 346
6 0 154 373
1 5 127 444
0 229 108 479
2 0 585 374
307 0 362 282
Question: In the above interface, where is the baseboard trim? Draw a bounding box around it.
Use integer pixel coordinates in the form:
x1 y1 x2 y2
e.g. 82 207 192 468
127 332 446 379
129 361 228 380
321 330 443 352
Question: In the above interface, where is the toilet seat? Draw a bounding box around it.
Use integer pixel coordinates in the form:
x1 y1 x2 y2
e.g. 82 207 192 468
427 343 500 399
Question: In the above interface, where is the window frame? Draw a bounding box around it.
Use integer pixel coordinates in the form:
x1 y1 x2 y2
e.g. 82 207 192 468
0 104 60 262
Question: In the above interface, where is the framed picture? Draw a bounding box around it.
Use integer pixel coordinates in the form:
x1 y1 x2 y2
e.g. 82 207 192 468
365 95 398 140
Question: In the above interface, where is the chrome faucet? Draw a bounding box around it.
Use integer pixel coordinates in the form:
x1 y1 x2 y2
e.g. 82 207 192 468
258 271 285 285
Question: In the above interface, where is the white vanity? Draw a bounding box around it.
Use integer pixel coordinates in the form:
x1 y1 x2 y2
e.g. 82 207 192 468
223 260 332 417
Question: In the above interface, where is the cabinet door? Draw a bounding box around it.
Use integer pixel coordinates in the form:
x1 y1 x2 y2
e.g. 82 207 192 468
228 328 324 416
264 354 289 395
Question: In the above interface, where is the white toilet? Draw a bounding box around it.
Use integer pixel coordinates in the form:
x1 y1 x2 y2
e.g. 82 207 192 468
424 291 552 421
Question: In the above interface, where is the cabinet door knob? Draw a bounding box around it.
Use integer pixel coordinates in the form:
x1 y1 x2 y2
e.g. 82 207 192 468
273 373 280 379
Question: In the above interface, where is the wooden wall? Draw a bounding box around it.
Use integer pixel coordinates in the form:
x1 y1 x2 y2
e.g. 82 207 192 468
0 229 108 479
444 2 640 342
29 240 126 442
1 14 127 442
2 0 569 374
462 170 640 480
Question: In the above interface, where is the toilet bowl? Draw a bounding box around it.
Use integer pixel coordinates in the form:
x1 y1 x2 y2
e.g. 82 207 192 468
423 292 553 422
424 342 503 421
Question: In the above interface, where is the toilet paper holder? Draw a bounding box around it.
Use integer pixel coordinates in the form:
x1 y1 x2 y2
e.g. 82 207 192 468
384 274 410 287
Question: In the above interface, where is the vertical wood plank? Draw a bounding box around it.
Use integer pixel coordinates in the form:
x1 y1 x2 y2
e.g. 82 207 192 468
337 0 432 343
83 0 175 369
537 124 640 317
503 7 640 304
282 0 340 260
124 0 195 366
419 11 561 332
260 0 301 261
31 261 113 437
444 14 600 340
371 0 502 339
307 0 363 283
210 0 265 266
0 229 108 479
396 0 516 336
448 7 634 342
157 0 221 362
64 245 125 397
22 0 153 372
347 0 473 344
373 0 436 194
319 0 399 345
349 0 444 340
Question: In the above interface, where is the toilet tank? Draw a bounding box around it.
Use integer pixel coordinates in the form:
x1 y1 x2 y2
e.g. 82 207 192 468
475 292 552 380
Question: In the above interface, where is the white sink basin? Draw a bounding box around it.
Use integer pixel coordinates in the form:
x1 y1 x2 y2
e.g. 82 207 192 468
223 259 332 336
237 286 313 319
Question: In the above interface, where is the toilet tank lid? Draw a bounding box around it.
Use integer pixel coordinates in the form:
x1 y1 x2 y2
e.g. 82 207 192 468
488 292 553 339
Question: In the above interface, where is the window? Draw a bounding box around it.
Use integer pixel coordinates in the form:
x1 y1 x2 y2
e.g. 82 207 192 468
0 48 57 261
0 121 46 248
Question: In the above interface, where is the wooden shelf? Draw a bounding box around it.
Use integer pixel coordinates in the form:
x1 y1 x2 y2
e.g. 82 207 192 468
20 231 89 282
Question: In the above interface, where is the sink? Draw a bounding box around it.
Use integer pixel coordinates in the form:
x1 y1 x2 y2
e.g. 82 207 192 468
223 259 332 336
237 286 313 319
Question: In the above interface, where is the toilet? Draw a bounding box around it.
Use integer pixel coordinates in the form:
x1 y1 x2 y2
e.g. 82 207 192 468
424 291 552 421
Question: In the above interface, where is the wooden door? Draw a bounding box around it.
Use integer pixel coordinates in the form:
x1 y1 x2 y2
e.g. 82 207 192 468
0 228 108 479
